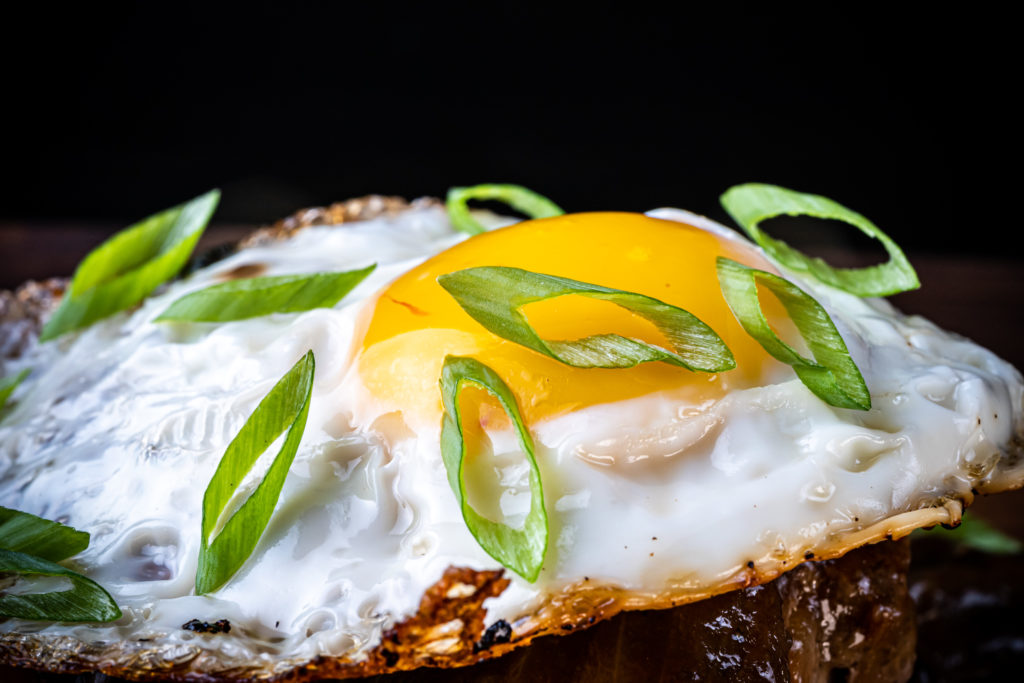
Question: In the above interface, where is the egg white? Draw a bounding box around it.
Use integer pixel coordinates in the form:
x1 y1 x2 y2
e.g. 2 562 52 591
1 204 1022 671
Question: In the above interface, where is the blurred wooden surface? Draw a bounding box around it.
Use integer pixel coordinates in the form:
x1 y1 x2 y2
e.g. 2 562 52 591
2 223 1023 536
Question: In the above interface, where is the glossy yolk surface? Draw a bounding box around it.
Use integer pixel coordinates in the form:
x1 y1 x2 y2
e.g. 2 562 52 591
354 212 787 430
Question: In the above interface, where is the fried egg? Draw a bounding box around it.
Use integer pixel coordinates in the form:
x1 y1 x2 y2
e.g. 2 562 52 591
1 199 1022 677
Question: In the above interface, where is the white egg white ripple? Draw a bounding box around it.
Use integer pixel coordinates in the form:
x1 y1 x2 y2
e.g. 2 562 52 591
0 205 1021 670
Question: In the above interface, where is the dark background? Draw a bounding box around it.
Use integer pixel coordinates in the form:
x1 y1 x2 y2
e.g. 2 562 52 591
0 3 1005 258
3 7 1024 680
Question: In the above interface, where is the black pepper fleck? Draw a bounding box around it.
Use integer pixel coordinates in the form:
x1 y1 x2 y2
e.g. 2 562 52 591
804 551 815 560
474 619 513 653
747 561 755 569
182 618 231 634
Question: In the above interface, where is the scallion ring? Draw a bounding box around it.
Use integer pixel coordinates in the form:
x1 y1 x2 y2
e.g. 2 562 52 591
440 356 547 582
716 257 871 410
41 190 220 341
196 351 315 594
0 506 90 562
720 183 919 297
438 266 735 372
0 507 121 622
0 550 122 622
446 184 564 236
156 266 376 323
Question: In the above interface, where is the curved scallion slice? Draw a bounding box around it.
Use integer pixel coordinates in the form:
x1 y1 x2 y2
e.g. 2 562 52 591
446 184 564 236
155 265 376 323
0 507 120 622
438 266 735 372
720 183 919 297
196 351 315 595
0 369 29 409
440 356 547 581
0 506 89 562
40 189 221 341
0 549 122 622
716 258 870 410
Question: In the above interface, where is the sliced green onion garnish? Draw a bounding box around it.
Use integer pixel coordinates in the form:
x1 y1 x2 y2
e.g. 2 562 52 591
438 266 735 372
720 183 919 297
155 265 376 323
0 549 122 622
0 369 29 409
196 351 314 595
716 257 870 410
40 189 220 341
440 356 547 582
446 184 564 236
0 506 89 562
0 507 121 622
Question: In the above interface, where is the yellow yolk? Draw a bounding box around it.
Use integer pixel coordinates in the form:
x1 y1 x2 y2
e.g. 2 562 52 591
354 212 786 430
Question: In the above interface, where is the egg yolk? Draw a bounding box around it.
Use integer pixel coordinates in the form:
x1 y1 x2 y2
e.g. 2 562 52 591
354 212 786 431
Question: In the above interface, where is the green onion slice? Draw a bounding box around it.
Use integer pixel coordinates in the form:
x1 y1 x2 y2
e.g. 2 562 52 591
720 183 919 297
438 266 735 372
440 356 547 581
0 369 29 409
0 549 122 622
716 257 870 410
0 506 89 562
446 184 564 236
40 189 220 341
0 508 120 622
196 351 315 595
155 265 376 323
